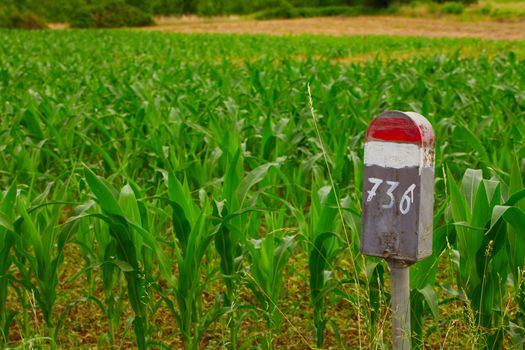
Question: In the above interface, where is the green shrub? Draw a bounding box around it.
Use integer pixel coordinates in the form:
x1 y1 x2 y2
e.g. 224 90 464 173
38 0 88 23
426 1 441 15
479 4 492 15
254 5 378 19
452 0 476 5
297 5 376 17
441 1 464 14
125 0 153 13
70 0 154 28
10 11 47 29
0 5 47 29
0 5 14 27
488 7 525 19
385 2 401 14
255 0 298 19
365 0 392 9
197 0 224 16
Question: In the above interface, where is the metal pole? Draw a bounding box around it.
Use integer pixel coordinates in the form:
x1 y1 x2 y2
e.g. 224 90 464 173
389 260 411 350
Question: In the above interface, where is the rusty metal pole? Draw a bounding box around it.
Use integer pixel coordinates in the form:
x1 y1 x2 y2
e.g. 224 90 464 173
389 260 410 350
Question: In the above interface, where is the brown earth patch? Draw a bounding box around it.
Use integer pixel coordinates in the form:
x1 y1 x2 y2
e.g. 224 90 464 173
144 15 525 40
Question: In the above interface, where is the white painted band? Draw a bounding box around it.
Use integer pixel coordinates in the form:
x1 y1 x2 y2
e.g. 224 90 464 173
364 141 421 169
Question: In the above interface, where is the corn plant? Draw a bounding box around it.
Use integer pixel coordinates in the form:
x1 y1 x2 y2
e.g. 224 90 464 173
0 183 17 344
409 202 448 349
507 158 525 347
212 149 244 349
245 211 297 349
163 171 226 349
10 181 76 348
308 186 342 347
446 165 525 348
82 167 171 349
0 29 525 349
211 147 283 348
73 202 125 347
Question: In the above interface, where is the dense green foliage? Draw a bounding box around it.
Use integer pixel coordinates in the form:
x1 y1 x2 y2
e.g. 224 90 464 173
0 30 524 348
0 0 366 22
253 4 377 19
0 0 156 28
0 0 471 28
441 1 465 14
0 4 47 29
70 0 154 28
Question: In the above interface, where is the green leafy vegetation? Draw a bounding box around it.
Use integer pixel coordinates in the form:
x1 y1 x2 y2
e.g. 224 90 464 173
395 0 525 19
70 0 153 28
253 5 378 19
441 1 465 13
0 30 524 348
0 4 47 29
5 0 524 29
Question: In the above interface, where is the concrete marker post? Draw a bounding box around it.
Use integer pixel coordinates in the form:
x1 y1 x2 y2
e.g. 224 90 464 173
360 111 435 350
389 260 411 350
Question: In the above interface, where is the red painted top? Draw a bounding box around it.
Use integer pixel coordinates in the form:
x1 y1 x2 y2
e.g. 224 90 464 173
365 111 435 147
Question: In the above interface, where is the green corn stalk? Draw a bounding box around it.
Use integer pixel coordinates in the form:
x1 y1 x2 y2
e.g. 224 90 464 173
165 171 226 349
175 213 216 349
68 196 128 347
446 167 502 345
446 167 525 348
168 172 197 255
507 157 525 346
83 167 172 350
211 148 280 348
245 216 297 350
0 183 17 344
70 200 124 346
308 186 341 348
11 180 81 347
212 199 242 349
309 231 341 348
508 157 525 306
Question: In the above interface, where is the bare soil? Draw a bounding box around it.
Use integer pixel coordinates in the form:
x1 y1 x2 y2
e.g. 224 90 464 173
145 16 525 40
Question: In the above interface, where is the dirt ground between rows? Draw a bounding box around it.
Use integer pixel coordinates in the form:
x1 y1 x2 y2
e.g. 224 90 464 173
144 16 525 40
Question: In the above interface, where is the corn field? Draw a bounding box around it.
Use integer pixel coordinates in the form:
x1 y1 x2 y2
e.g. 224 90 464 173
0 30 525 349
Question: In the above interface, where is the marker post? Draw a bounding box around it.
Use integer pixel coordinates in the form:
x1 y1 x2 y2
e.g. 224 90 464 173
360 111 435 350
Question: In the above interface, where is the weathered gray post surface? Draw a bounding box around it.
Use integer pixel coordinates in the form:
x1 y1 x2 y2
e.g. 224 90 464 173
360 111 435 350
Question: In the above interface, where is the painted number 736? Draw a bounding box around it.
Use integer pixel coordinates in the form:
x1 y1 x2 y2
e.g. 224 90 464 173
366 178 416 215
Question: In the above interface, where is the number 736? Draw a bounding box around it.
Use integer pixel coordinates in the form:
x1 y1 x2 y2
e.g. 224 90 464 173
366 178 416 215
